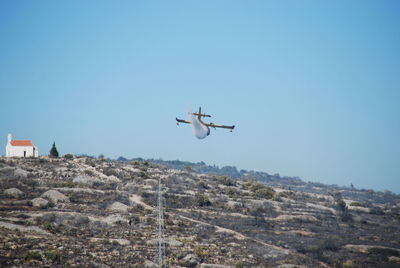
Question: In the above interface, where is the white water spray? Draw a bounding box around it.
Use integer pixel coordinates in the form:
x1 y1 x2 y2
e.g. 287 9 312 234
189 112 209 139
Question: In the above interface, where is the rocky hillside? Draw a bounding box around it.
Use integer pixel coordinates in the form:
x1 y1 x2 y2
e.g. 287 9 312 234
0 157 399 267
140 158 400 205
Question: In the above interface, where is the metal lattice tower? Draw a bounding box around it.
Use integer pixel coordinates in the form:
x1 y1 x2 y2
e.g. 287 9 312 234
156 176 166 267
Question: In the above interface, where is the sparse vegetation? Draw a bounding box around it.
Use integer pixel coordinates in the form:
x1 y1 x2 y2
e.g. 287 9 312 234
350 201 365 207
254 186 275 199
43 249 62 263
195 193 211 206
219 176 236 186
24 250 42 261
84 169 95 176
0 156 399 267
342 260 355 268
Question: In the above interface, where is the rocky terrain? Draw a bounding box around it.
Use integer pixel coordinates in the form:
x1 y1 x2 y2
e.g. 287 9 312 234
0 156 399 267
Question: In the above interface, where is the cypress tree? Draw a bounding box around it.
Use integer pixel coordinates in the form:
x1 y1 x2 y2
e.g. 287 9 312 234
50 142 59 158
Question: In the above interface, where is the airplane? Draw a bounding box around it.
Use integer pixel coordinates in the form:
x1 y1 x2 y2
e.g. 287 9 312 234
176 107 235 137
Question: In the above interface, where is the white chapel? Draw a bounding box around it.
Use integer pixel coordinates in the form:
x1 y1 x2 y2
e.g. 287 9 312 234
6 133 39 157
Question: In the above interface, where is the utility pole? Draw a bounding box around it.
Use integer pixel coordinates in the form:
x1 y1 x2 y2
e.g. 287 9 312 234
157 176 166 267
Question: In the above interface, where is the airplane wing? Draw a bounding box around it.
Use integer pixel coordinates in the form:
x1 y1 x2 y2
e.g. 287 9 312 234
205 123 235 130
176 118 191 124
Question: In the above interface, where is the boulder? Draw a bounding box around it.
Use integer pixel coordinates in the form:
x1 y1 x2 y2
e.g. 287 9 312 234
146 238 183 247
4 188 24 198
144 260 158 268
199 264 233 268
102 215 128 225
31 197 49 208
166 238 183 247
110 239 130 246
107 202 129 213
73 175 102 187
90 238 130 246
144 179 158 186
275 215 318 223
105 175 121 183
123 182 136 191
55 167 69 177
181 254 201 267
277 265 310 268
41 190 69 203
14 168 29 178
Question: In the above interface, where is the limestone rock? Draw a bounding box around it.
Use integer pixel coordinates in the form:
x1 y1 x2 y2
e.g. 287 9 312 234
102 215 128 225
41 190 69 203
144 260 158 268
275 214 318 223
277 265 310 268
110 239 130 246
144 179 158 186
105 175 121 183
31 197 49 208
4 188 24 198
14 168 29 178
166 238 183 247
146 238 183 247
90 238 130 246
107 202 129 213
199 264 233 268
181 254 201 267
73 175 102 186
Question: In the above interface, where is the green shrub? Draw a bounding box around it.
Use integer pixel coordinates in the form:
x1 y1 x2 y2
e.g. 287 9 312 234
197 180 209 189
235 261 245 268
337 199 347 211
195 194 211 206
322 239 339 251
370 207 385 215
254 187 275 199
226 187 237 198
219 176 236 186
368 247 399 257
278 191 295 199
44 249 61 263
43 222 55 232
25 250 42 261
64 154 73 160
340 211 353 222
85 158 96 167
84 169 95 176
350 202 365 207
194 245 208 258
342 260 355 268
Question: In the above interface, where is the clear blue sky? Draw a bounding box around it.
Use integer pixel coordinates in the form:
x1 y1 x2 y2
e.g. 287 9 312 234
1 1 399 193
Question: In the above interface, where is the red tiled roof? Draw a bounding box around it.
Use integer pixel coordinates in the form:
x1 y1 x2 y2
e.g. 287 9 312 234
10 140 33 146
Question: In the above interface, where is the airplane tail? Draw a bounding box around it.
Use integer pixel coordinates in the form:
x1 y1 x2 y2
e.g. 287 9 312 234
193 107 211 118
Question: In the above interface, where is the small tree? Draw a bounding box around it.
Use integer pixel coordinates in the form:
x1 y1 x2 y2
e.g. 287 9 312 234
49 142 59 158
